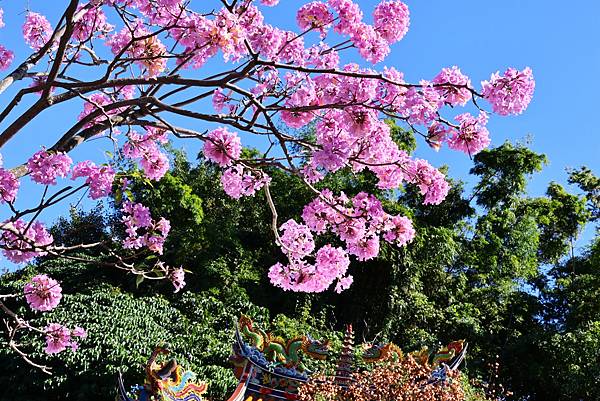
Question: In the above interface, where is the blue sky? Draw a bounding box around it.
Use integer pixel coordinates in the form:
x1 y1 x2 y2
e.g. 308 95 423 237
0 0 598 270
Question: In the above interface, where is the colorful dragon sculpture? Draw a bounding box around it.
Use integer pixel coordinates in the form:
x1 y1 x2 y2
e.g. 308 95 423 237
361 342 404 363
116 347 208 401
238 315 330 372
431 340 465 366
362 340 465 368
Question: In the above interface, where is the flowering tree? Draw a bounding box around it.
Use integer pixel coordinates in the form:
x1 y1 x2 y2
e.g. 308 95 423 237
0 0 534 372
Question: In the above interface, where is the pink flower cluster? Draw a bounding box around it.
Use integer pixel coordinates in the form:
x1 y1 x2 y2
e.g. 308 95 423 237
73 3 113 42
432 66 472 106
447 112 491 155
0 44 13 71
27 150 72 185
0 219 53 263
77 92 120 129
101 0 183 26
328 0 410 63
44 323 86 354
269 244 351 293
280 73 318 129
0 8 13 71
203 127 242 167
279 219 315 259
121 201 170 254
24 274 62 312
220 166 271 199
482 67 535 115
123 128 170 181
0 168 19 204
106 20 167 77
269 190 416 293
303 190 416 259
168 267 186 293
22 12 52 50
373 1 410 44
407 159 450 205
72 161 116 199
212 89 236 114
280 103 450 205
297 2 334 38
172 7 250 68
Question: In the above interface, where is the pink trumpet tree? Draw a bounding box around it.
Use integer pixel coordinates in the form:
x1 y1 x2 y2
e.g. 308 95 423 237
0 0 534 371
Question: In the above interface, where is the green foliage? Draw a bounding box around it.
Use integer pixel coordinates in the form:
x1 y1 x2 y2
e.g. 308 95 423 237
0 261 269 401
471 142 547 208
0 141 597 401
568 166 600 221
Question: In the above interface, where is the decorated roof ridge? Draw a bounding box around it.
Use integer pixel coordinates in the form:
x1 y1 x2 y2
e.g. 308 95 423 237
233 315 331 379
117 347 207 401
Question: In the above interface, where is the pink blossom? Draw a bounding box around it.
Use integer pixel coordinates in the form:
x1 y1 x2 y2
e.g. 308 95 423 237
72 326 87 338
168 267 186 293
351 22 390 64
212 88 233 113
123 130 170 181
301 162 325 184
133 0 184 25
106 21 167 77
315 245 350 279
373 1 410 44
171 13 219 68
268 245 350 293
0 45 13 71
27 150 72 185
426 122 448 151
0 8 4 28
261 0 280 6
71 161 115 199
77 92 119 129
306 43 340 69
432 66 472 106
73 3 113 42
404 83 443 124
376 67 407 111
279 219 315 260
23 12 52 50
220 166 270 199
277 31 306 64
214 9 248 62
329 0 363 35
44 324 72 354
1 220 53 263
335 275 353 293
44 323 86 354
347 235 380 261
24 274 62 312
383 215 415 245
407 159 449 205
482 67 535 115
447 112 491 155
0 168 19 204
203 127 242 167
247 24 285 60
121 201 170 254
280 74 318 128
297 2 334 38
302 193 337 234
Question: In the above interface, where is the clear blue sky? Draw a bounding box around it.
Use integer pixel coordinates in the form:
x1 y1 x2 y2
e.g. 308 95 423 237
0 0 598 270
